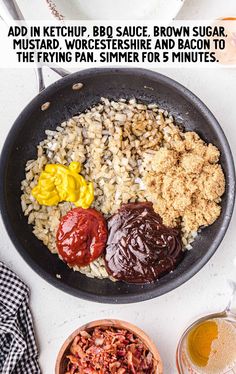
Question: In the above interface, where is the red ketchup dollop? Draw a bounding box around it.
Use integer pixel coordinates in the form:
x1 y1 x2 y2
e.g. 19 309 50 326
104 202 183 284
56 208 108 267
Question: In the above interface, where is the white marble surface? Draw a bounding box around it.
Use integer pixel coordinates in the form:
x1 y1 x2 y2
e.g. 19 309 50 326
9 0 236 20
0 1 236 374
14 0 184 21
177 0 236 19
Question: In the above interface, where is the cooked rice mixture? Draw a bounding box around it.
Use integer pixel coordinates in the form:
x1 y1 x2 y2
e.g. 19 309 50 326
21 98 225 280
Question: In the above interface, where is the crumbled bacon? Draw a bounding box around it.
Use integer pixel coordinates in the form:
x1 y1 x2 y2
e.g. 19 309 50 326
65 326 155 373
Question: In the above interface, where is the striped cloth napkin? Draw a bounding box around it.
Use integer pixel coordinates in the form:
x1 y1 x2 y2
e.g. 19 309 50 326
0 262 41 373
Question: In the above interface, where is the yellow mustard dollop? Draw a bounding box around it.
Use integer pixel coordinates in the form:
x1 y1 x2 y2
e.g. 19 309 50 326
31 161 94 209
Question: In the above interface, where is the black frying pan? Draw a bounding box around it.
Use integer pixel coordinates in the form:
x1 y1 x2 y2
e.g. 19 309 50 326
0 68 235 303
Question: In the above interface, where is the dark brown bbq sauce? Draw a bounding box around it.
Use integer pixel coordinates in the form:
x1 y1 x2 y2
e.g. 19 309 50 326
104 202 184 284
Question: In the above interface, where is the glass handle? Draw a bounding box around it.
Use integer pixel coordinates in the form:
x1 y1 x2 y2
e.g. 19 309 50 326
225 280 236 314
0 0 24 21
0 0 71 93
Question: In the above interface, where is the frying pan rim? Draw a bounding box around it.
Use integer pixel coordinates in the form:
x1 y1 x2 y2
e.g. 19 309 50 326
0 67 235 304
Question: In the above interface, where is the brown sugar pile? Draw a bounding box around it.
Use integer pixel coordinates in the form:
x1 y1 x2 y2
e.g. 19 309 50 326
143 125 225 233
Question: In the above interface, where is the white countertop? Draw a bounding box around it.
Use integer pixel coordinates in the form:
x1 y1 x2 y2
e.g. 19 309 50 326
0 1 236 373
9 0 236 20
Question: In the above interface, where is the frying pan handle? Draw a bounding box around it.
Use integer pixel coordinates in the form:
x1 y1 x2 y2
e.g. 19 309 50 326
0 0 24 20
0 0 71 92
35 67 45 92
35 66 71 92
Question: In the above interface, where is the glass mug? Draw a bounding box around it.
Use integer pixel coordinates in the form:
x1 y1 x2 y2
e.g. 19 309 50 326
176 282 236 374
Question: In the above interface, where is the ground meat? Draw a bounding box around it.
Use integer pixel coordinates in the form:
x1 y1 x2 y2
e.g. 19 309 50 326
181 153 205 174
197 164 225 201
205 143 220 163
183 199 221 230
143 125 225 232
150 148 178 172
